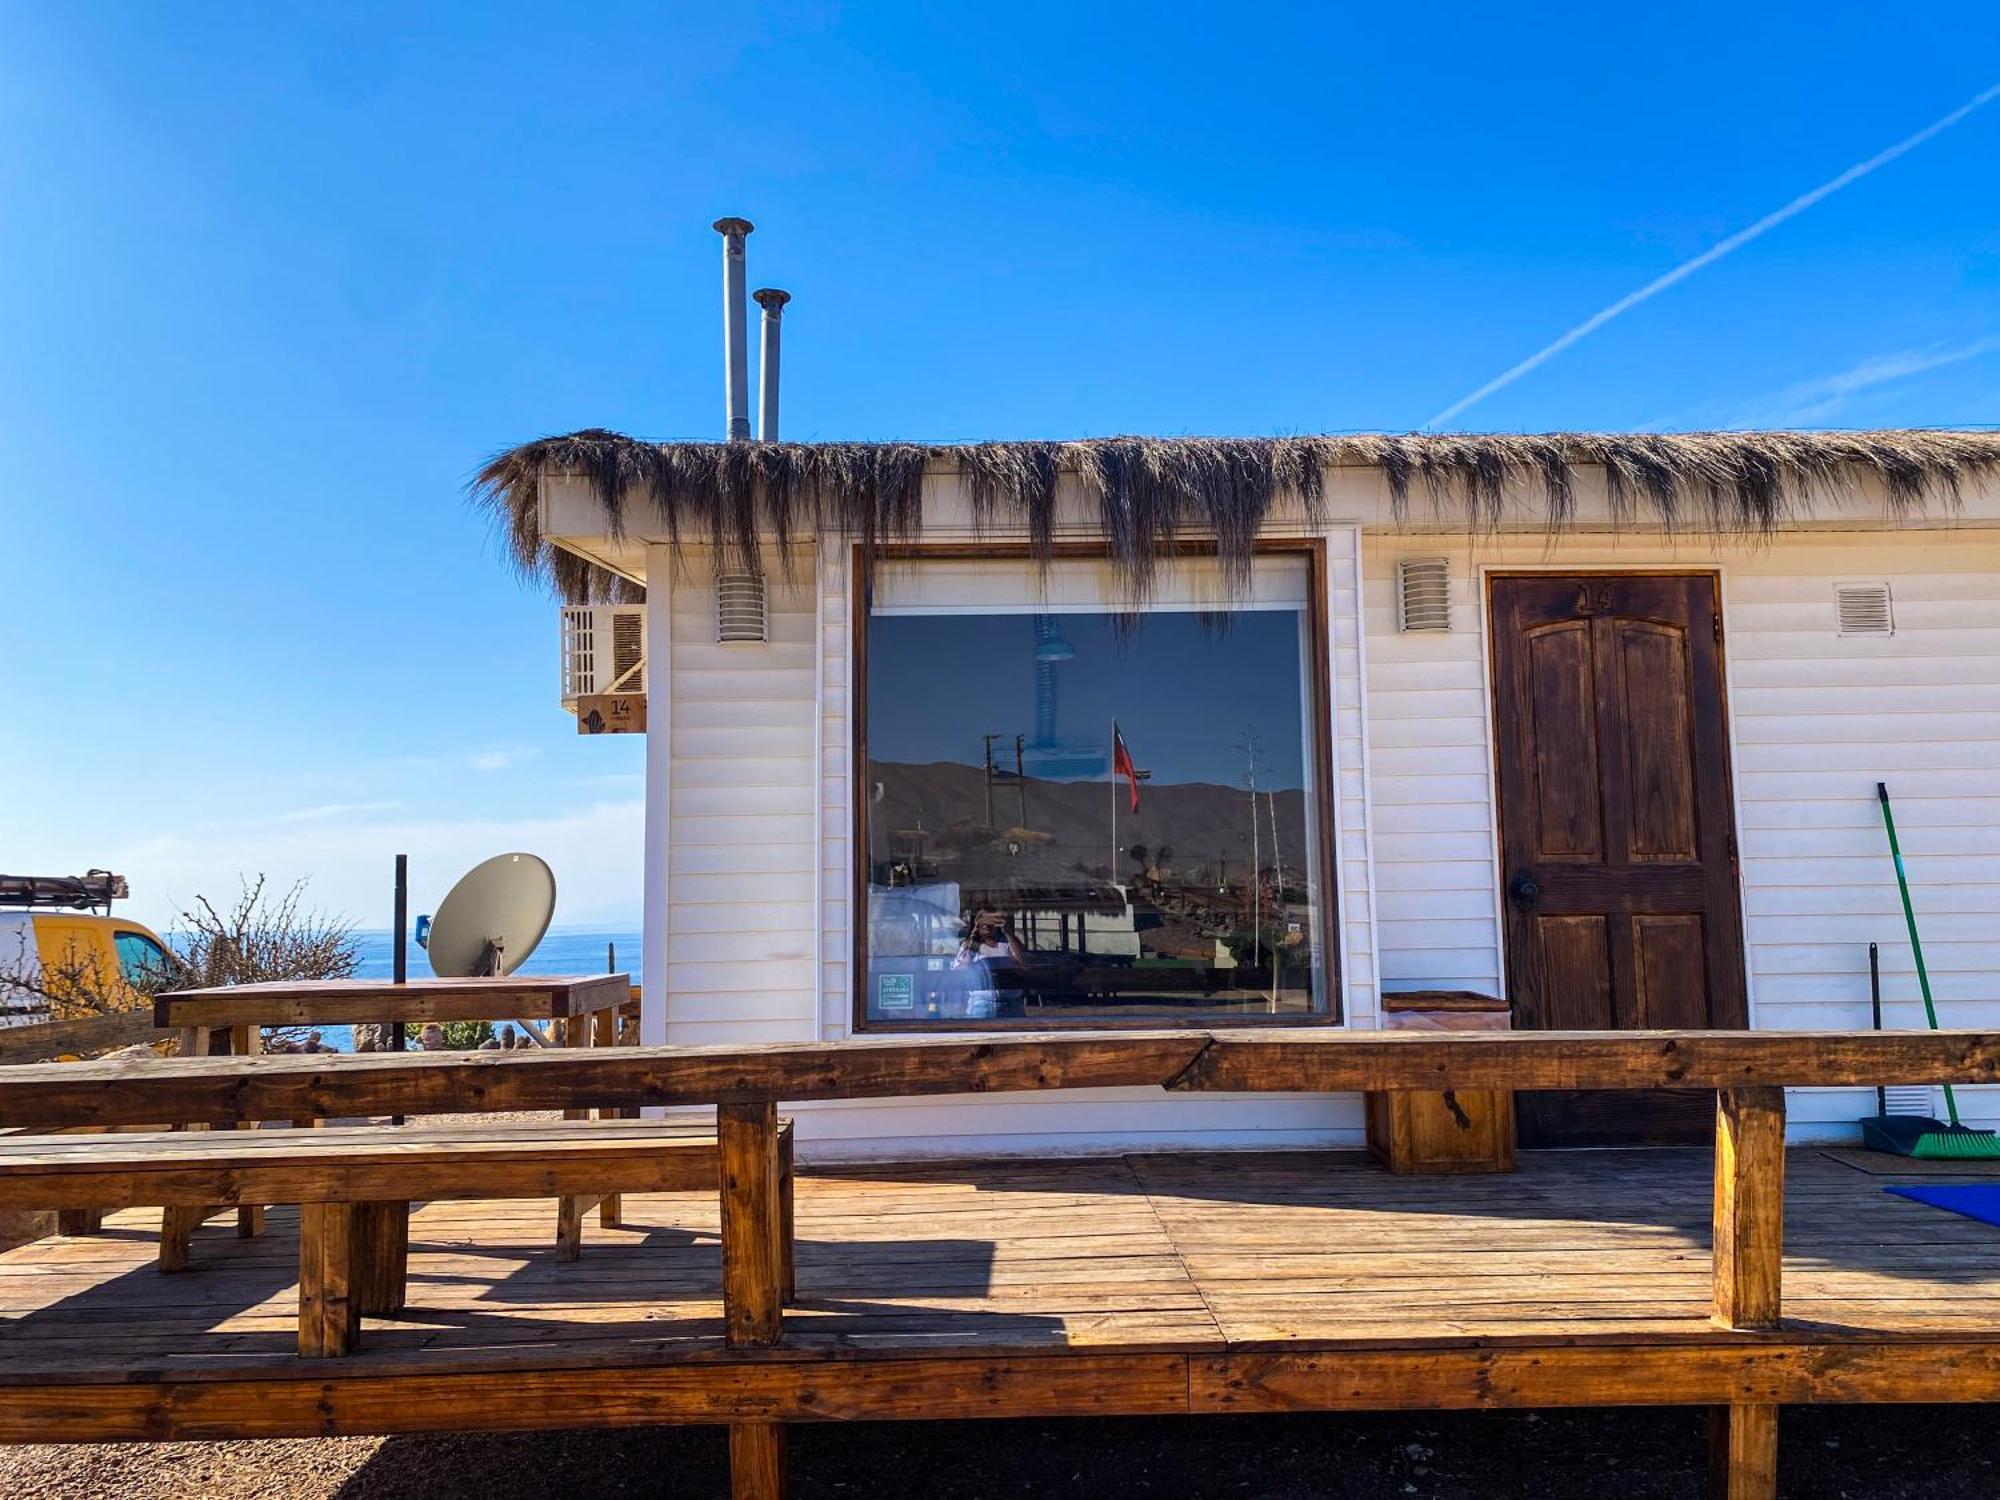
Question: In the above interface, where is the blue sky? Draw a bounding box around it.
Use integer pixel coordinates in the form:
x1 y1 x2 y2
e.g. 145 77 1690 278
2 3 1996 930
869 612 1308 788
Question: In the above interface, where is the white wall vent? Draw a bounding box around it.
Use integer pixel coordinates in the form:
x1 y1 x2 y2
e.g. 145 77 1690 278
1835 582 1894 637
716 572 769 643
560 604 646 709
1882 1084 1938 1118
1395 557 1452 632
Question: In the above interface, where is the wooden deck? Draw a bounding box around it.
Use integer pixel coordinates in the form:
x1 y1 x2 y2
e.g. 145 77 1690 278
4 1145 2000 1433
11 1030 2000 1495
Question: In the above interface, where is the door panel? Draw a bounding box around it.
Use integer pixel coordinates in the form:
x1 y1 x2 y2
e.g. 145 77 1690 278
1633 914 1706 1027
1491 573 1747 1147
1617 623 1699 862
1527 623 1603 860
1534 916 1613 1028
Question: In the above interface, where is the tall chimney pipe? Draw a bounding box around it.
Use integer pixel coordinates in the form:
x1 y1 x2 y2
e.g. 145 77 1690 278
712 217 754 442
752 287 790 443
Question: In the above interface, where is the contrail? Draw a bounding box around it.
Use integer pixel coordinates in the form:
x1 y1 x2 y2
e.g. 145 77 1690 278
1424 81 2000 430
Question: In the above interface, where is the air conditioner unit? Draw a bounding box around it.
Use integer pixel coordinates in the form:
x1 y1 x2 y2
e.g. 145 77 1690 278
560 605 646 710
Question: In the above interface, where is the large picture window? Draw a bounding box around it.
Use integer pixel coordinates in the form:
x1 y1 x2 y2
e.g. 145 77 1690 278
857 549 1335 1028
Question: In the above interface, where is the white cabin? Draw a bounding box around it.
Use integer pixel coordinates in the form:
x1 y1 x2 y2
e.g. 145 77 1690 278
510 432 2000 1157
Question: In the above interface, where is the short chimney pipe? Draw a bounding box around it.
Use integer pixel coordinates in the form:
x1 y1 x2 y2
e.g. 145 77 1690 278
753 287 790 443
712 217 754 442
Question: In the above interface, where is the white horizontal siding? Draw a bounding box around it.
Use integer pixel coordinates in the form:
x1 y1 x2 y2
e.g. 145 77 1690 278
817 545 852 1040
662 556 821 1048
1362 529 2000 1133
1728 539 2000 1141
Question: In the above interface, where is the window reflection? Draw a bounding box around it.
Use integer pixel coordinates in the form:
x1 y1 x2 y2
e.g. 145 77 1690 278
863 604 1326 1024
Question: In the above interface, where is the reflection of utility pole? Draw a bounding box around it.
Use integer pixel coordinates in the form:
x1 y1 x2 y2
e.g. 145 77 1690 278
1242 738 1262 984
981 734 1004 829
1013 734 1028 830
1267 786 1281 1011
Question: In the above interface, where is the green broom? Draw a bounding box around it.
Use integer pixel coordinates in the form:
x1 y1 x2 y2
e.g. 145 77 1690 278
1858 781 2000 1160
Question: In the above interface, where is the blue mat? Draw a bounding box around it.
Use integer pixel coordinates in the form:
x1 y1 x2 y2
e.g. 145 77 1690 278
1885 1185 2000 1228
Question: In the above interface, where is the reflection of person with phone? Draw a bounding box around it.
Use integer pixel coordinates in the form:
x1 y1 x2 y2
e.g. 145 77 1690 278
954 910 1027 969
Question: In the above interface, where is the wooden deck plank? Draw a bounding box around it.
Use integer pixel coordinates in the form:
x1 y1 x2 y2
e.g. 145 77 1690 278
0 1145 1997 1437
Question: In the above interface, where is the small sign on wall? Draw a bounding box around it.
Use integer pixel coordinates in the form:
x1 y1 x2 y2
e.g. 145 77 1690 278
576 694 646 735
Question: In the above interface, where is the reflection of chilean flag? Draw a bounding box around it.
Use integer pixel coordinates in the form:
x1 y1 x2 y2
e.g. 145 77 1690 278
1112 723 1141 811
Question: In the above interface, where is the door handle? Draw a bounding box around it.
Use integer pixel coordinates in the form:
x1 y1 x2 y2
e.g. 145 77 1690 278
1508 872 1541 910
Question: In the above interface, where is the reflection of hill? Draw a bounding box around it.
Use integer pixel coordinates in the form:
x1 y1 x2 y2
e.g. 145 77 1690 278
867 760 1308 888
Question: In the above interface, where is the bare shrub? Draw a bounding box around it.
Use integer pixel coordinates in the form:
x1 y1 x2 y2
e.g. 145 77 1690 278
172 876 358 991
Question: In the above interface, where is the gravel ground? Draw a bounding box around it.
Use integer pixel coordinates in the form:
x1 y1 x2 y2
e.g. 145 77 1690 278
3 1406 1996 1498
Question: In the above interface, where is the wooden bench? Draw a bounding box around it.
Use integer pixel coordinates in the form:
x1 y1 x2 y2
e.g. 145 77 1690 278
152 1125 645 1273
0 1117 796 1356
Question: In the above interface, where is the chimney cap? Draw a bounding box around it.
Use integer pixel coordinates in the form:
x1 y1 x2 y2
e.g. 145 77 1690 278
711 216 755 237
753 287 791 311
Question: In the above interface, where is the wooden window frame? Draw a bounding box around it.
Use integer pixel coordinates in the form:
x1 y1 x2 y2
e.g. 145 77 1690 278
849 537 1343 1032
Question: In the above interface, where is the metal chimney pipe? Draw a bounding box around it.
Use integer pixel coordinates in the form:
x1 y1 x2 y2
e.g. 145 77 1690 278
712 217 754 442
752 287 790 443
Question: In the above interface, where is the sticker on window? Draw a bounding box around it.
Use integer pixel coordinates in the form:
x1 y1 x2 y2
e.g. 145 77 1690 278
876 972 915 1013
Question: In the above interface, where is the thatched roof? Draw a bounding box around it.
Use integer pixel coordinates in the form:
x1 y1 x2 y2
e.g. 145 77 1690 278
472 429 2000 604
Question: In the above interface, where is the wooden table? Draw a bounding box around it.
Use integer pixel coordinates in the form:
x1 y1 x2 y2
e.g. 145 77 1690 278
154 973 633 1061
148 973 634 1247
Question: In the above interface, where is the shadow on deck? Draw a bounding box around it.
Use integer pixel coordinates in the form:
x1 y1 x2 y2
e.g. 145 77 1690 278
4 1146 2000 1381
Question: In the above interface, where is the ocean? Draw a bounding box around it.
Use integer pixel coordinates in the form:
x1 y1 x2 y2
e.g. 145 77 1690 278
295 927 643 1051
350 928 642 983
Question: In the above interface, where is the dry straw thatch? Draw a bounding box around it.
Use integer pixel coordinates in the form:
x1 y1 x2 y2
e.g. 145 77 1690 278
472 428 2000 603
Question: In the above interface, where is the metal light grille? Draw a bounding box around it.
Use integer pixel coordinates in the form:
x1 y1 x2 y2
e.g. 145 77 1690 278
716 573 769 643
1395 557 1452 632
1835 582 1894 636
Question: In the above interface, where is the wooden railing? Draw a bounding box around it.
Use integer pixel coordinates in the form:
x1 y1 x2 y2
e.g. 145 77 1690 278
0 1009 173 1064
0 1026 1992 1344
0 1027 1992 1500
5 1027 1997 1125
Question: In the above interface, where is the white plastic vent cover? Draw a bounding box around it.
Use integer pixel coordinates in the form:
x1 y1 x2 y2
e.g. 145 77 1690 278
1835 582 1894 636
1395 557 1452 632
1882 1085 1939 1118
559 604 646 708
716 573 769 643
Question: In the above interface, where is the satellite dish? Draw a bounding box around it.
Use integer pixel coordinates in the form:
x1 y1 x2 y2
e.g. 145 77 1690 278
423 853 557 978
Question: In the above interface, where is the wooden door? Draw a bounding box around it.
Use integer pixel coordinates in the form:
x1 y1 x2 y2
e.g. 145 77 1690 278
1489 573 1747 1146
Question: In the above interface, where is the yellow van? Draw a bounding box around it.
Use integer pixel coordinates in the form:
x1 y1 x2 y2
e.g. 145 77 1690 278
0 874 176 1023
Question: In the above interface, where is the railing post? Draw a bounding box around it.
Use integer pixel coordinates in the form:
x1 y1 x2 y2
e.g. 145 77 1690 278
718 1100 783 1346
1712 1086 1785 1331
730 1421 788 1498
1708 1402 1778 1500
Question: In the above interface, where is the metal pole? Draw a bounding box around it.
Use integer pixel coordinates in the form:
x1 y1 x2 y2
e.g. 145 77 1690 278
1109 719 1118 886
1870 941 1885 1118
391 853 408 1051
391 853 407 1126
713 218 754 442
753 287 789 442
